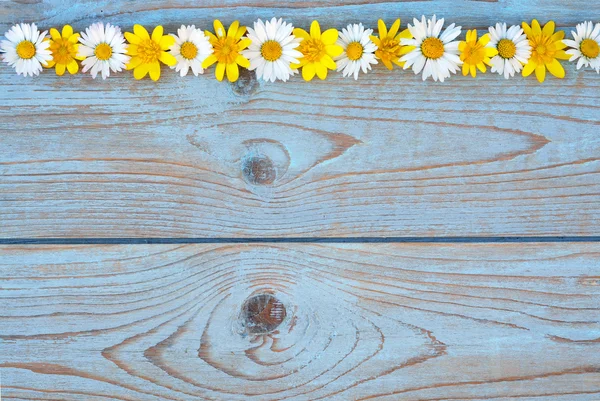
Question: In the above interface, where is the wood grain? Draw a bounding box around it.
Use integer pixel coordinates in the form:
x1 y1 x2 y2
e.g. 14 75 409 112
1 0 600 238
1 243 599 400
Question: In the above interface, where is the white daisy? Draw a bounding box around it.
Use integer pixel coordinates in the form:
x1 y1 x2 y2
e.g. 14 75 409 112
563 21 600 73
488 23 531 79
335 23 377 79
169 25 212 77
0 23 52 77
400 15 462 82
78 22 130 80
242 18 302 82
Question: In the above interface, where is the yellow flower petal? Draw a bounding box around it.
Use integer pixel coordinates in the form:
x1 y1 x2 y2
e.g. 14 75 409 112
124 32 141 45
398 28 412 39
302 63 316 81
485 47 498 57
133 63 149 80
321 29 338 45
149 61 161 81
50 28 61 41
238 38 252 51
470 64 477 77
214 20 226 37
315 62 327 79
235 26 247 40
546 58 565 78
44 59 56 68
535 64 546 82
462 63 469 76
532 20 542 36
294 28 310 41
215 62 225 81
480 33 491 46
228 21 239 38
226 62 239 82
127 56 143 70
68 34 79 43
325 44 343 58
388 19 401 38
377 19 387 39
381 58 393 70
152 26 164 43
555 50 571 60
542 21 555 37
522 60 537 77
205 31 217 42
159 51 177 66
321 54 336 70
310 21 321 39
133 25 150 40
202 54 218 68
56 63 66 76
236 54 250 68
551 31 565 42
477 62 486 73
159 35 175 50
370 36 381 46
127 44 138 55
62 25 73 38
66 60 78 74
522 22 532 37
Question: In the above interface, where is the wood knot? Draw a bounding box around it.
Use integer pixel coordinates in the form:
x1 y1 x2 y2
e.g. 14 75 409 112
242 155 276 185
231 68 259 96
242 294 286 334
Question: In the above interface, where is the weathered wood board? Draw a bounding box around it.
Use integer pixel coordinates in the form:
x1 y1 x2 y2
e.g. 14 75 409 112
1 243 599 400
1 0 600 238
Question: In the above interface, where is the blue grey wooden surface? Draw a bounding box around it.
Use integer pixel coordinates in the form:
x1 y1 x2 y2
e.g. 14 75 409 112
1 1 600 400
1 243 599 400
1 0 600 238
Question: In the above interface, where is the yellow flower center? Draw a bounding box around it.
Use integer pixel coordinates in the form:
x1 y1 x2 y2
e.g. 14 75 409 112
50 38 77 65
94 43 113 61
261 40 283 62
497 39 517 59
375 36 401 65
214 36 240 64
298 38 325 62
581 38 600 59
16 40 36 59
461 41 486 65
421 37 444 59
536 44 547 55
346 41 364 61
138 38 162 64
528 34 558 65
180 41 198 60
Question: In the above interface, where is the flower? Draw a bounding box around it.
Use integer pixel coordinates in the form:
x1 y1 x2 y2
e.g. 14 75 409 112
487 23 532 79
241 18 302 82
292 21 343 81
459 29 498 77
335 23 378 79
202 20 251 82
125 25 176 81
370 19 412 70
78 22 129 80
169 25 213 77
0 23 52 76
563 21 600 73
521 19 570 83
46 25 85 75
400 15 462 82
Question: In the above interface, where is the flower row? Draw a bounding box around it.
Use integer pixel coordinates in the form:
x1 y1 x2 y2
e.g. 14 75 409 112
1 16 599 83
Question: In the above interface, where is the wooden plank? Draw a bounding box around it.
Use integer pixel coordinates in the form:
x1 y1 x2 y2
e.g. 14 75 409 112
1 0 600 238
1 243 599 400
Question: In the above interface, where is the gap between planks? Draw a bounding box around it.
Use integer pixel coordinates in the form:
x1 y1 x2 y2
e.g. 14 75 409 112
1 236 600 245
